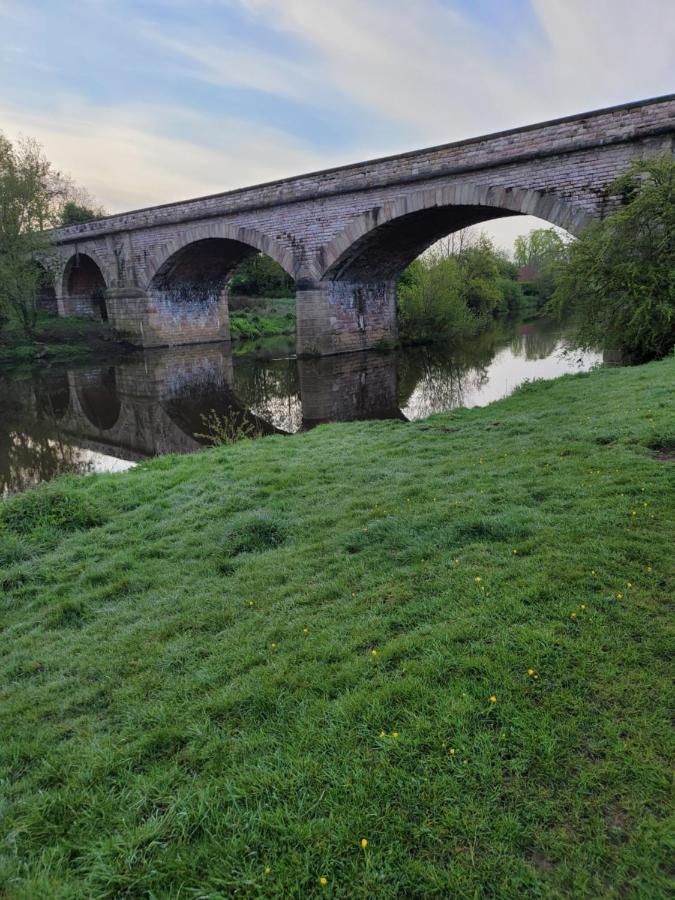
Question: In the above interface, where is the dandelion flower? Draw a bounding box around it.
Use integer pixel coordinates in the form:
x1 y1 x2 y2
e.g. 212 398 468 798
319 876 328 886
489 695 497 703
392 731 399 738
271 642 277 648
448 747 456 755
616 592 623 600
379 730 386 737
527 668 535 676
570 612 577 619
360 838 368 849
265 866 271 874
474 576 482 583
303 628 309 634
626 582 633 588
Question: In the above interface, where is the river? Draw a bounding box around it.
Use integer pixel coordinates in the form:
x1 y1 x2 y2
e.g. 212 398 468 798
0 317 600 496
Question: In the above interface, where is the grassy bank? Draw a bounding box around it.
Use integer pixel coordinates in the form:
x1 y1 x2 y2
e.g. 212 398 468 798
1 357 673 897
229 295 296 341
0 314 121 365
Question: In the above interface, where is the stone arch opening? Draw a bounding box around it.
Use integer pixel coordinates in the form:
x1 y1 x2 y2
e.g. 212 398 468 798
63 253 108 320
76 367 121 431
146 237 296 347
305 186 584 355
321 186 585 283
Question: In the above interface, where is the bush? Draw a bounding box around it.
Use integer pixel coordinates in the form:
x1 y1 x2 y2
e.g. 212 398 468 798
553 157 675 364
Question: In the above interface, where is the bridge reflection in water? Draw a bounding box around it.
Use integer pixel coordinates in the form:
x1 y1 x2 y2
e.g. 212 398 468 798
0 319 601 495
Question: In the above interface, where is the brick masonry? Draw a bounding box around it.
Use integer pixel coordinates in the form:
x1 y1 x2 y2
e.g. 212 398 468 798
46 95 675 355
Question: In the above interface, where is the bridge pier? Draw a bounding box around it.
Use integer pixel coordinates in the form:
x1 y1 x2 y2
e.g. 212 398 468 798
296 278 398 356
104 287 231 348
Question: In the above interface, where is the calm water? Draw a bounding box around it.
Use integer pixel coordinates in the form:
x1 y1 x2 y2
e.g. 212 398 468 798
0 318 600 496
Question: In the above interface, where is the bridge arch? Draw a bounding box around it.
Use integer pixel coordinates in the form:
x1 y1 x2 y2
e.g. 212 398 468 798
143 223 295 290
318 185 588 281
75 367 122 432
62 252 109 320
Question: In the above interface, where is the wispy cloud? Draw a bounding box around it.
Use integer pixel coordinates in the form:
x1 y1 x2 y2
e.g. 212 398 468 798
0 0 673 247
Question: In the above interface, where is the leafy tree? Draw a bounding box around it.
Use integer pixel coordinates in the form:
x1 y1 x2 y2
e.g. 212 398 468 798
398 232 525 343
228 253 294 297
457 235 502 319
397 256 472 343
61 201 103 225
553 157 675 364
0 132 103 339
514 227 570 311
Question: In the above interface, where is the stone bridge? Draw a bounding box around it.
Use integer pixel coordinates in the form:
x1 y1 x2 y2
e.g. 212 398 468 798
45 95 674 356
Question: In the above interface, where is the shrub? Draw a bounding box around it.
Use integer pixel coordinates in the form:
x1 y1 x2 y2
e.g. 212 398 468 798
553 157 675 364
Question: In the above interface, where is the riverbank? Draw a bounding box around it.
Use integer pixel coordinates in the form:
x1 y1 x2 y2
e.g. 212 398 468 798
1 356 673 897
0 313 128 366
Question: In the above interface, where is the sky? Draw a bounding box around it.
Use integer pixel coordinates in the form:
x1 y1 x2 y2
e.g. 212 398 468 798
1 0 674 252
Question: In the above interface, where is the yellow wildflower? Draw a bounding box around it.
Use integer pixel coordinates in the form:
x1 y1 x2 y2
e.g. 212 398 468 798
489 695 497 704
448 747 456 755
392 731 399 738
265 866 271 874
360 838 368 849
371 648 377 657
319 876 328 886
527 668 535 676
616 592 623 600
474 576 482 583
303 628 309 634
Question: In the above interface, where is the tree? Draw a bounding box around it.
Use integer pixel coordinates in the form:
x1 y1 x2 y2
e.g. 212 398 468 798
553 157 675 364
0 132 104 338
514 227 570 311
61 201 104 225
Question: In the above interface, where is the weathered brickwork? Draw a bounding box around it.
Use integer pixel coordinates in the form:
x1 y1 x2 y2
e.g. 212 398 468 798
46 96 675 355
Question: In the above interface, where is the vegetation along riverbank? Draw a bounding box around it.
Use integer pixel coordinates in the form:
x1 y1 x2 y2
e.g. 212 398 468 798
1 355 673 897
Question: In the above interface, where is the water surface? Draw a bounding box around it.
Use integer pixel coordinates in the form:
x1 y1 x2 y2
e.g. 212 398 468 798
0 318 600 496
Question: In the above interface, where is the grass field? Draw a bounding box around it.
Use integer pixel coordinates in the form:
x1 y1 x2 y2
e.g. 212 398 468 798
229 296 296 341
0 356 673 898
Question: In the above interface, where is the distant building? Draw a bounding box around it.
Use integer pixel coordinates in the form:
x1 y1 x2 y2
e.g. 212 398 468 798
516 265 539 283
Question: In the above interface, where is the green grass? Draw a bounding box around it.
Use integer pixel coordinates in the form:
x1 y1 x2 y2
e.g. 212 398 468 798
0 313 116 365
1 357 673 898
229 296 296 340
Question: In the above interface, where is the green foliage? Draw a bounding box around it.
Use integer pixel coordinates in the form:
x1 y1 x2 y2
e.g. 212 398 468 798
397 256 473 343
0 357 672 896
229 253 295 298
196 409 264 445
514 227 570 314
553 157 675 364
61 200 103 225
456 235 502 318
397 234 523 343
0 132 103 339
